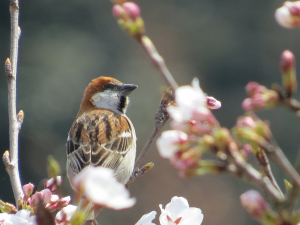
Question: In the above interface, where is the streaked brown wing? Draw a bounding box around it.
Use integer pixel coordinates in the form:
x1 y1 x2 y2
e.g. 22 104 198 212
66 109 133 179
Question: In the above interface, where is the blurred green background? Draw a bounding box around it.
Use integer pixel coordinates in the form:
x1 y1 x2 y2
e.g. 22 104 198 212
1 0 300 224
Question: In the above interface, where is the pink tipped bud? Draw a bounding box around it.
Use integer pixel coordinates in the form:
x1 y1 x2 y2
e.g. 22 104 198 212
240 190 269 221
245 82 266 96
30 189 52 207
281 50 295 73
112 5 127 20
275 1 300 28
280 50 297 97
122 2 141 20
242 98 253 111
59 196 71 208
23 183 35 199
207 96 221 110
44 176 62 193
236 116 257 129
30 192 43 207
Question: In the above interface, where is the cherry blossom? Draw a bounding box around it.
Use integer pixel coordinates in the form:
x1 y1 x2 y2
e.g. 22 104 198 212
159 197 203 225
156 130 188 159
135 211 157 225
0 210 37 225
167 78 207 122
136 197 203 225
72 166 136 210
55 205 77 224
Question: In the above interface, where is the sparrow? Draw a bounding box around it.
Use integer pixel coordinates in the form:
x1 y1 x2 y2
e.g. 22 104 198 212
66 76 137 203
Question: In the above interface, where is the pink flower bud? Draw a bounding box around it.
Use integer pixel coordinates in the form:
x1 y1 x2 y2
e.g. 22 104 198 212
242 98 253 111
207 96 221 110
112 5 126 20
122 2 141 20
281 50 295 73
236 116 257 129
59 196 71 208
240 190 272 221
275 1 300 28
55 205 77 224
44 176 62 193
30 192 43 207
41 189 52 204
49 195 60 204
245 82 266 96
30 189 52 207
280 50 297 97
23 183 35 199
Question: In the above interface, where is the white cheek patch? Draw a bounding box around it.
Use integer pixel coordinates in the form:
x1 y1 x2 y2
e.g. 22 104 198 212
91 90 121 114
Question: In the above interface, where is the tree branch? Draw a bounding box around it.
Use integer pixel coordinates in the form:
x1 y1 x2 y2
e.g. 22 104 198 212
140 36 179 92
4 0 24 206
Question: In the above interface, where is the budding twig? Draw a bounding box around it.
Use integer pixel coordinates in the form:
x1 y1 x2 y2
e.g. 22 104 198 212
259 138 300 189
140 36 179 93
3 0 24 206
281 148 300 212
255 150 283 196
131 90 170 182
226 141 284 201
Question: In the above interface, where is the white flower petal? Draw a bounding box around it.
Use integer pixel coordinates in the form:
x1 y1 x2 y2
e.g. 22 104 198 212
55 205 77 222
158 197 203 225
156 131 188 159
73 167 135 210
178 207 203 225
164 197 189 220
136 211 157 225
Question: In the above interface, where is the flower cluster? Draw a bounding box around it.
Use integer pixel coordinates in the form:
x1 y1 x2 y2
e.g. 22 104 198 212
242 82 279 111
136 196 204 225
0 176 71 225
111 0 144 38
156 78 223 176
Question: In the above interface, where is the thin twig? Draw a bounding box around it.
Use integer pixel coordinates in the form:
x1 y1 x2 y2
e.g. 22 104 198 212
140 36 179 92
255 149 283 196
227 141 284 201
4 0 24 206
261 139 300 189
281 147 300 212
133 90 170 171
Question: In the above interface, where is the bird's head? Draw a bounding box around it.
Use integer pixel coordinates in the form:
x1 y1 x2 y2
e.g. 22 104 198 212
78 76 138 115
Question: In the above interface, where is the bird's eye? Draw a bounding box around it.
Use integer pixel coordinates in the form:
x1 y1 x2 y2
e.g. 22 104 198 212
104 83 113 90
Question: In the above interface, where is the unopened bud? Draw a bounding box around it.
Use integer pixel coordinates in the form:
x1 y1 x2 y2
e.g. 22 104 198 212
44 176 62 193
236 116 257 129
275 1 300 28
280 50 297 97
207 96 221 110
17 110 24 124
240 190 279 224
112 5 127 20
0 200 17 214
23 183 34 201
122 2 141 20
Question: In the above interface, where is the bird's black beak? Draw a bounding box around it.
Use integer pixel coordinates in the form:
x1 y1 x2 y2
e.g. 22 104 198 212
121 84 138 96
